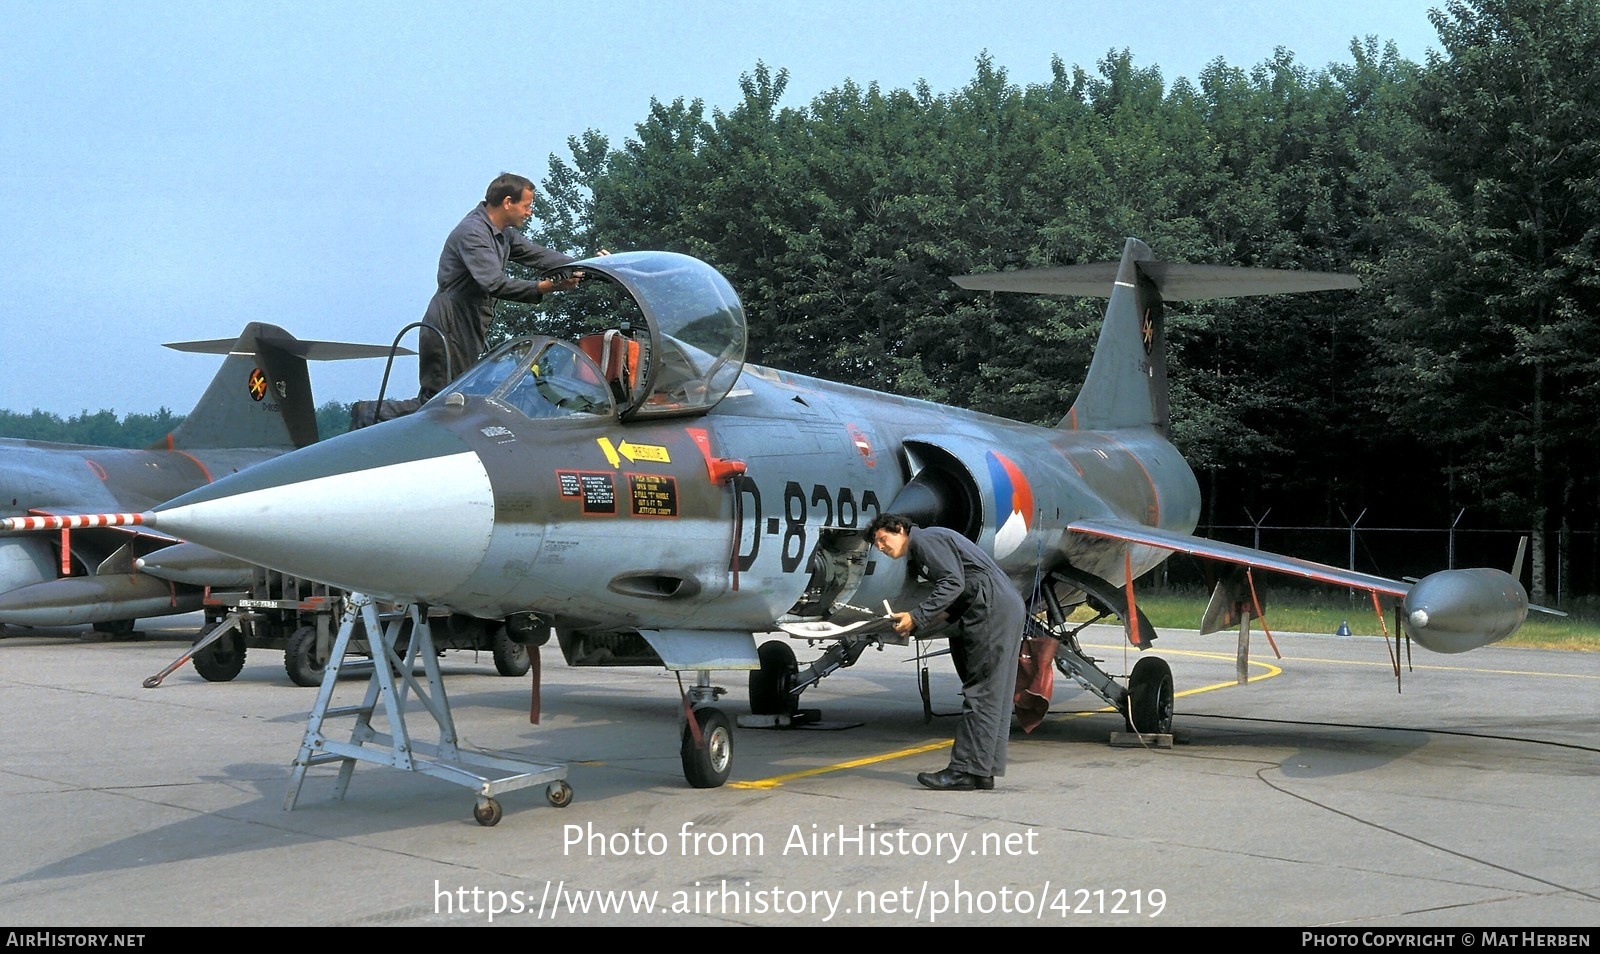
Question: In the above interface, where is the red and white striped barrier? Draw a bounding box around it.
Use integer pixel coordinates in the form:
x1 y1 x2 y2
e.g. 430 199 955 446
0 513 147 532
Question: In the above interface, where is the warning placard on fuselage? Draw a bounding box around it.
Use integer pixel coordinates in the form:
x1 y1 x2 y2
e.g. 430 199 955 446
628 474 678 517
558 471 617 515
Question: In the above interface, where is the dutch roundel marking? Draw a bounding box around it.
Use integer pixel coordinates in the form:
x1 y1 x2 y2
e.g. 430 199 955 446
988 451 1034 559
247 368 268 401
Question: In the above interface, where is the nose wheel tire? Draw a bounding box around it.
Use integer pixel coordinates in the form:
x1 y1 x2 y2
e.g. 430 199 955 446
681 706 733 788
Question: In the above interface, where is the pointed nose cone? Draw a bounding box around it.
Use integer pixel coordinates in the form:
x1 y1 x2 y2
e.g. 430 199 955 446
152 415 493 603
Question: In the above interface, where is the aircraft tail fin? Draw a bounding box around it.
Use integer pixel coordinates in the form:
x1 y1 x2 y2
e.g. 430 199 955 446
953 238 1360 433
157 323 398 451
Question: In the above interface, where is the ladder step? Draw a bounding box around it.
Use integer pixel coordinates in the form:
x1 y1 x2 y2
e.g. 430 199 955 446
303 752 355 767
323 704 375 719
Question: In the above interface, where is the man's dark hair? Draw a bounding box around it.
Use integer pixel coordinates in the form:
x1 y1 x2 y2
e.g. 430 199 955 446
863 512 914 539
485 172 535 207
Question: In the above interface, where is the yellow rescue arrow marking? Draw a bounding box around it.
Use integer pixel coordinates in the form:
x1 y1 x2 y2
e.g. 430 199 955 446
617 440 670 463
596 438 670 467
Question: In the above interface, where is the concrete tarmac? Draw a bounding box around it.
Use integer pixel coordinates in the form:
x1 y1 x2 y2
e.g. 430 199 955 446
1 617 1596 927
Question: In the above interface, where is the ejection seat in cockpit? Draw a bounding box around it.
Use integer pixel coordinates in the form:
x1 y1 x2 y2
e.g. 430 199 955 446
576 330 640 407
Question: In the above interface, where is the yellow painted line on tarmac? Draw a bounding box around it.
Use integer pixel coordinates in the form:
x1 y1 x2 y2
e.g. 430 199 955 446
729 647 1282 790
1069 646 1284 715
728 740 953 790
1240 653 1600 681
1086 639 1600 681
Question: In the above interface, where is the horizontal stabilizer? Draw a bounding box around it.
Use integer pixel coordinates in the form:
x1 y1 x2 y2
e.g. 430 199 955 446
162 322 410 450
166 335 413 360
954 262 1360 301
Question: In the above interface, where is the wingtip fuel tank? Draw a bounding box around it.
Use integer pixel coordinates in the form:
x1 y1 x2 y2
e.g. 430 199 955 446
0 573 202 626
133 542 257 588
1402 568 1529 654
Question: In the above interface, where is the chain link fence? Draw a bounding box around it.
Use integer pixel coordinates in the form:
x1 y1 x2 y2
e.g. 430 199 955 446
1148 519 1596 605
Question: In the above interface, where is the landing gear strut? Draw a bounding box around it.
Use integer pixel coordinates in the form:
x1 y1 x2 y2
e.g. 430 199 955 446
680 671 732 788
1039 568 1175 737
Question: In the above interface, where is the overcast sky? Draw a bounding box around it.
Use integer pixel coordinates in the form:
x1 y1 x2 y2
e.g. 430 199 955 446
0 1 1445 417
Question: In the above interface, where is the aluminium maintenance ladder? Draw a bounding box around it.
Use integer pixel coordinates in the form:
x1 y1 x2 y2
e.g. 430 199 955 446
283 593 571 826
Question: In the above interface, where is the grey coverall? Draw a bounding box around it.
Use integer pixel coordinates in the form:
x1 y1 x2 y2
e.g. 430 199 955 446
905 526 1027 777
418 202 576 401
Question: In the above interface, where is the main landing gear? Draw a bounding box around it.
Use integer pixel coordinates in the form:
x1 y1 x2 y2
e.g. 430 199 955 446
748 640 799 716
748 633 880 719
745 572 1179 745
1124 656 1174 735
1038 567 1175 737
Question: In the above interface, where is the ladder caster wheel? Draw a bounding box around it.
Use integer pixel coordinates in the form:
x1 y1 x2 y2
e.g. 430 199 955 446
546 781 573 808
473 797 503 827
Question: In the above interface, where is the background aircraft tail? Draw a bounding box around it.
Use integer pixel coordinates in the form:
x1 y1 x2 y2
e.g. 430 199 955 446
954 238 1360 434
159 323 398 450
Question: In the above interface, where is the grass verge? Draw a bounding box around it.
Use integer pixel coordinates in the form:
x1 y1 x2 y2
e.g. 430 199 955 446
1121 589 1600 652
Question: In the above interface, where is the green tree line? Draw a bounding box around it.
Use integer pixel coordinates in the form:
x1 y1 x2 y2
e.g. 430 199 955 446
506 0 1598 600
0 403 354 448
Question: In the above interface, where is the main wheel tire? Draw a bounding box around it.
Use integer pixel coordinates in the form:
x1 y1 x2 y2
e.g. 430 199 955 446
283 625 327 687
191 623 246 683
749 639 799 715
1125 656 1174 735
492 628 531 677
681 707 733 788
